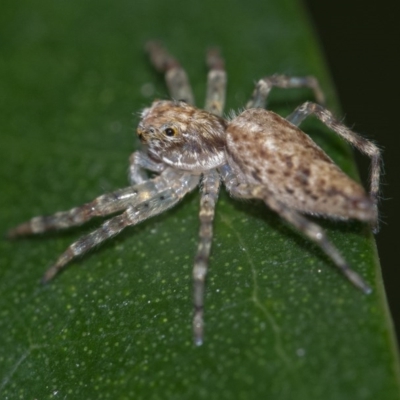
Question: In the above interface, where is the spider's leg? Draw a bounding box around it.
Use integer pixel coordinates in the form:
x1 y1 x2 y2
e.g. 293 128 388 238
204 47 227 116
219 163 242 188
286 101 381 232
192 169 221 346
41 173 200 283
227 182 372 295
145 41 195 105
7 187 140 238
129 150 165 185
246 75 325 109
7 168 188 238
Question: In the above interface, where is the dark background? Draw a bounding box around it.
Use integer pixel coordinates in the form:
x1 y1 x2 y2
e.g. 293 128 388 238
304 0 400 337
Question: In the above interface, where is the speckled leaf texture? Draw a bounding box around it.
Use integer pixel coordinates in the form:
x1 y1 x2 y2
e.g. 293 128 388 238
0 0 399 399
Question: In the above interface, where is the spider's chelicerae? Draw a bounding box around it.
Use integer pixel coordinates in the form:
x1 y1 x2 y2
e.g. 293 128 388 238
8 42 382 345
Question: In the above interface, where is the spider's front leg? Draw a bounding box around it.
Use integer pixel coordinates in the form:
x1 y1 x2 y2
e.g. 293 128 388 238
7 168 179 238
246 74 325 109
40 171 200 283
286 101 382 232
7 186 139 239
192 169 221 346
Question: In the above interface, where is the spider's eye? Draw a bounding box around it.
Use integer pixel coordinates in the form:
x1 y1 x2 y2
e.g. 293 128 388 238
164 127 177 137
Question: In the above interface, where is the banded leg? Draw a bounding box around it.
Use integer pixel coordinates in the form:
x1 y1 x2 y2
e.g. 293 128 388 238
42 173 200 283
193 169 221 345
7 168 188 238
145 41 195 105
204 47 227 117
246 75 325 109
286 101 381 231
225 181 372 295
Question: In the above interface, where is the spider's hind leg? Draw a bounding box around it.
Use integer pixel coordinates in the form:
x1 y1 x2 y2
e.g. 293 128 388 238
246 74 325 109
227 182 372 295
145 41 195 105
268 194 372 294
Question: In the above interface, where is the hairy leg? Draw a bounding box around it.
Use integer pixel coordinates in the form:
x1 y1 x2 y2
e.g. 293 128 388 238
7 169 191 238
41 172 200 282
192 169 221 345
204 47 227 117
246 75 325 109
223 177 371 294
145 41 195 105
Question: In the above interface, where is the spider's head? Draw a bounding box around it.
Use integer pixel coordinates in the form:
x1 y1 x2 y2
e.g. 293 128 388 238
137 100 227 172
137 100 184 145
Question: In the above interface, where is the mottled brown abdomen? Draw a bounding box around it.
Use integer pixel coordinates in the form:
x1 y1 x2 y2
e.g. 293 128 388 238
226 108 375 222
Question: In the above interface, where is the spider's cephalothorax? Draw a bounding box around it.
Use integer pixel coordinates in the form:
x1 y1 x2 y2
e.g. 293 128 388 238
8 41 382 345
138 100 227 172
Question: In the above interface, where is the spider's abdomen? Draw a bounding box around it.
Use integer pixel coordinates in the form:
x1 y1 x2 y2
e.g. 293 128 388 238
225 108 376 222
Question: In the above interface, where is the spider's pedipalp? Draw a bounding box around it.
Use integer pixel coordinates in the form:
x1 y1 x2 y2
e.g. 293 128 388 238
246 74 325 109
192 169 221 345
286 101 381 231
219 163 241 188
205 47 227 117
41 172 200 283
129 151 165 185
145 41 194 105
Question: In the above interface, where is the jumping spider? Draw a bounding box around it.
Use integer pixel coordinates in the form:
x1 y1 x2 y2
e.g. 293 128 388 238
8 42 381 345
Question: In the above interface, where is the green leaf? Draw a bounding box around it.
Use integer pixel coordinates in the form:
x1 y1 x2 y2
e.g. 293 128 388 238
1 0 399 398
